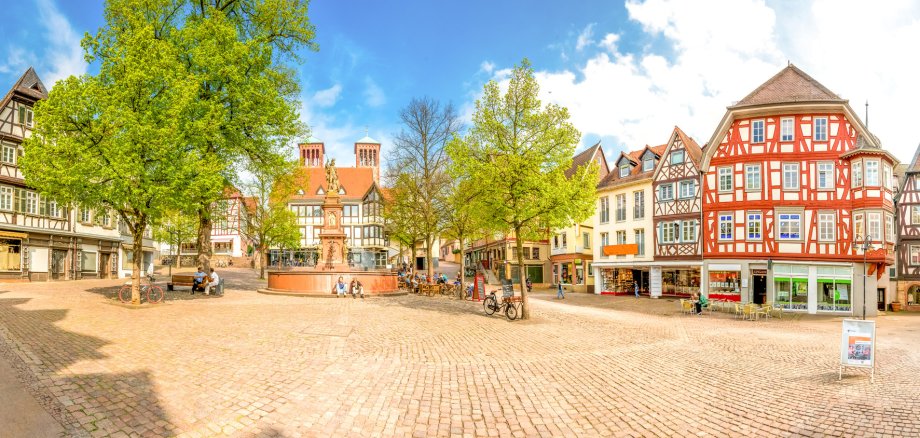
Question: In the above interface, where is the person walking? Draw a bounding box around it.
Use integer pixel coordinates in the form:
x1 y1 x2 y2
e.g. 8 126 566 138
557 279 565 300
634 280 639 299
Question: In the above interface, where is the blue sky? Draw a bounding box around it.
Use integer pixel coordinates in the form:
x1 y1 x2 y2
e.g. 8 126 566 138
3 0 920 166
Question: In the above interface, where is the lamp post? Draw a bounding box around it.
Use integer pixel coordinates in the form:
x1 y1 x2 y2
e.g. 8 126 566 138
854 234 874 320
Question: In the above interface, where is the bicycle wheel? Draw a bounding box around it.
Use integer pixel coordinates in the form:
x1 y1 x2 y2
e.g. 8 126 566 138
146 286 165 304
484 296 497 315
505 303 518 320
118 284 133 303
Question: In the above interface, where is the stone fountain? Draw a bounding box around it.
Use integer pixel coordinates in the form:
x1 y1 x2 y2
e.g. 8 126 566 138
258 161 400 297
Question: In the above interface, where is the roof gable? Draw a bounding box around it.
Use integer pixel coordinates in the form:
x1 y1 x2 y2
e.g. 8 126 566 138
731 64 843 109
565 142 606 181
652 126 703 181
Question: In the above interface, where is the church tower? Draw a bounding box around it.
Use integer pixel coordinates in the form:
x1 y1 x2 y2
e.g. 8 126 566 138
299 136 324 167
355 135 381 182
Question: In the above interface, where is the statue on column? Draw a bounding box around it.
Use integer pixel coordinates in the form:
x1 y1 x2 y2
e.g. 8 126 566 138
325 159 339 193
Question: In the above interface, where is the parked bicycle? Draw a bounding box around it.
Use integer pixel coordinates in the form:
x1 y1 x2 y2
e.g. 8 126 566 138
118 274 164 304
483 290 522 320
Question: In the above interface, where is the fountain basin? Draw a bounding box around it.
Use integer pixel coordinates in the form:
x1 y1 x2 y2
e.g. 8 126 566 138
258 269 403 297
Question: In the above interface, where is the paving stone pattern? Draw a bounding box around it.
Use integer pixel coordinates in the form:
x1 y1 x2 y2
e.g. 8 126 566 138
0 269 918 437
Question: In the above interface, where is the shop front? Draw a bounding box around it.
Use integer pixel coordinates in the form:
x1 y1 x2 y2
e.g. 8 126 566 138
707 264 743 302
550 255 592 292
597 266 649 295
772 263 853 314
655 265 701 297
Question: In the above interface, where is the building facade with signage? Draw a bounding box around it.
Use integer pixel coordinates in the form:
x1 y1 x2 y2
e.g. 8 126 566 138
550 142 608 293
466 233 550 285
699 65 896 316
651 127 704 298
592 144 665 294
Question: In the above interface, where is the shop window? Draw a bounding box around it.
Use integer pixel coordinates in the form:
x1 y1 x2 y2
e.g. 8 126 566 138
81 252 97 272
0 239 21 271
817 266 851 312
773 264 809 310
708 271 740 299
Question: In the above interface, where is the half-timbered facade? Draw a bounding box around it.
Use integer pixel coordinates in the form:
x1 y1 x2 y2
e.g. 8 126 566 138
651 126 703 297
272 136 391 268
550 142 608 293
593 144 665 294
894 145 920 311
699 65 897 315
0 68 134 281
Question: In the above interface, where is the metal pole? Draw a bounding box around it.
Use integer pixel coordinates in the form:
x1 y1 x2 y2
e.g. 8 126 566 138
863 245 867 320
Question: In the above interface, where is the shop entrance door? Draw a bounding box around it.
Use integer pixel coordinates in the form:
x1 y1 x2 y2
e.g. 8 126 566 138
50 250 67 280
877 288 886 311
752 275 767 304
100 253 111 279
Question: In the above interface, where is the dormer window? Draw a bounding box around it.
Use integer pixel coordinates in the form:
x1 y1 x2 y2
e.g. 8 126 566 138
619 164 630 177
642 158 654 171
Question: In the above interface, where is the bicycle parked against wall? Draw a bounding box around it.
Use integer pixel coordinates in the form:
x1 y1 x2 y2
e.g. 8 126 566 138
118 274 164 304
483 290 522 320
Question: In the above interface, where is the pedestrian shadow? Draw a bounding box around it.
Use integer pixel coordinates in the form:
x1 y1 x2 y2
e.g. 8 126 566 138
0 295 178 436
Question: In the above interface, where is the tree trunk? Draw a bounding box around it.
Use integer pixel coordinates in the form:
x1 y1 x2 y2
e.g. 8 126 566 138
259 245 267 279
410 241 417 273
197 207 212 272
515 227 529 319
130 218 147 305
426 236 435 280
458 235 465 284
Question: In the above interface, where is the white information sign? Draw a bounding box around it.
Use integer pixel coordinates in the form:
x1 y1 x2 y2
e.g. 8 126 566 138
650 266 662 298
839 319 876 382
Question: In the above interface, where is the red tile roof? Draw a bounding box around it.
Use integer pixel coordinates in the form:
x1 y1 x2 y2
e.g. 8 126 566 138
730 64 843 109
599 144 666 188
289 166 377 202
673 126 703 166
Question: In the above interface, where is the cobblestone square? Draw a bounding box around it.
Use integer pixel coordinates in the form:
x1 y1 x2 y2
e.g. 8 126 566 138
1 268 919 437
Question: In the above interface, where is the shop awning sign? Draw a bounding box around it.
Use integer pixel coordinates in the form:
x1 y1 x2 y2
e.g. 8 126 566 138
839 319 876 382
602 244 638 256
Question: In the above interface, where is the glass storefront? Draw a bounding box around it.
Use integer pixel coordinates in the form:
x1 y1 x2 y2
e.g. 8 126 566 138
773 264 808 310
708 270 741 300
662 268 700 296
600 268 647 293
0 238 21 271
817 266 851 312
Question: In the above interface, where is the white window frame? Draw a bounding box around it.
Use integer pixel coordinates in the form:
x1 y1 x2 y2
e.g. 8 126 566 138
780 117 794 142
746 212 762 241
24 192 37 215
681 220 695 243
883 163 892 190
679 180 695 199
777 213 802 240
0 187 11 211
868 212 881 242
745 164 761 191
600 196 609 223
817 162 834 190
600 232 609 248
885 214 894 243
782 163 800 190
659 184 674 201
911 245 920 266
912 206 920 226
751 120 764 143
633 190 645 219
852 161 863 188
1 145 15 165
718 167 733 192
865 160 879 187
615 230 626 245
635 229 645 256
719 213 733 241
642 158 654 172
814 117 828 141
660 222 676 244
670 150 685 165
818 212 835 242
619 164 630 178
615 194 626 222
48 201 59 218
854 213 864 240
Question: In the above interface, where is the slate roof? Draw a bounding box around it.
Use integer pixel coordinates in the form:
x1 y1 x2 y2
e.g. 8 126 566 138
0 67 48 114
729 64 843 109
565 141 607 182
598 144 666 189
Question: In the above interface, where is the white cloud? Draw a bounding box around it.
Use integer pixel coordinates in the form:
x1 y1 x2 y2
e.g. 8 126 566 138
474 0 920 163
36 0 86 86
479 61 495 75
575 23 595 51
363 77 386 107
311 84 342 108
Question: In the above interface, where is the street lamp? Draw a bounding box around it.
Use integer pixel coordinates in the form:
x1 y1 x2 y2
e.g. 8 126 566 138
854 234 874 320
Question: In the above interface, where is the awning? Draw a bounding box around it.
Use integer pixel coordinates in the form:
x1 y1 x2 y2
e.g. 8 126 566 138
121 244 156 252
0 230 28 239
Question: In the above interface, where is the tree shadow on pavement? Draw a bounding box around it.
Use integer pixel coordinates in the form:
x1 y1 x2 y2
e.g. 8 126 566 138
0 295 178 436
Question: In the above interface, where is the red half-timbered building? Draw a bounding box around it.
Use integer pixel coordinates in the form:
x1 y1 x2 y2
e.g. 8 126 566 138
699 65 897 315
651 126 703 297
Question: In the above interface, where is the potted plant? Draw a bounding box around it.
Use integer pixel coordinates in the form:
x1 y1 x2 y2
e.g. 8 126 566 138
891 301 902 312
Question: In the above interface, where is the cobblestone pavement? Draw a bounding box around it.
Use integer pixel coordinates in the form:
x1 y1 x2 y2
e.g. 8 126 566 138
0 269 919 437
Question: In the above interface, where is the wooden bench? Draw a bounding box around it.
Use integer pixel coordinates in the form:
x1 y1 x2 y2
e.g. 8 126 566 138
167 274 196 291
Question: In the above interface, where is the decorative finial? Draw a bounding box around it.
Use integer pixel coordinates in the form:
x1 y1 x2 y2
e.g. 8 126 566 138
865 100 869 128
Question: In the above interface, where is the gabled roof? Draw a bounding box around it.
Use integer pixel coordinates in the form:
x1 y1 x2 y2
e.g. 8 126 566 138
907 143 920 174
0 67 48 114
673 126 703 166
565 141 606 181
289 166 377 202
599 144 666 189
729 64 843 109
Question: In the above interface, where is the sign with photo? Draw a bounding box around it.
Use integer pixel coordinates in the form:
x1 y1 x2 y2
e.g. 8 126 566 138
839 319 876 381
649 266 662 298
501 279 514 298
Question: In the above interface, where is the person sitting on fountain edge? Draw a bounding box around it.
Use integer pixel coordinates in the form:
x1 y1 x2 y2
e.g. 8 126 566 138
335 276 347 297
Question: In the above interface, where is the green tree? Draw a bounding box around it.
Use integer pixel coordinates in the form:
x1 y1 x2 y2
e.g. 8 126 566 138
383 173 426 271
389 97 462 279
152 209 198 275
441 178 484 285
446 59 597 319
242 159 305 279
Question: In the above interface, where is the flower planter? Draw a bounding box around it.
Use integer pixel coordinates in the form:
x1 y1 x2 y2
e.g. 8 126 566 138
891 302 902 312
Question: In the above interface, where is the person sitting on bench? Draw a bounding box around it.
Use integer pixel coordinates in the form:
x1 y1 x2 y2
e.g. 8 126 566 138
191 267 206 295
350 278 364 299
204 268 221 296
